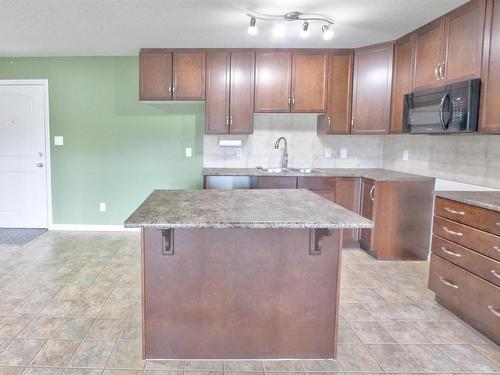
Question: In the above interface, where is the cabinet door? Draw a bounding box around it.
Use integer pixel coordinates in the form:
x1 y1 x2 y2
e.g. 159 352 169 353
413 19 446 90
173 50 206 100
290 51 328 113
335 178 361 246
311 189 336 202
139 51 172 100
256 176 297 189
254 51 292 112
480 0 500 133
229 51 255 134
390 36 414 133
205 51 230 134
317 52 354 134
351 43 393 134
444 0 486 83
359 179 375 250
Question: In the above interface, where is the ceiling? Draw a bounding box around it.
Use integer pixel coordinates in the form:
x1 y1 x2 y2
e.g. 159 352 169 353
0 0 468 57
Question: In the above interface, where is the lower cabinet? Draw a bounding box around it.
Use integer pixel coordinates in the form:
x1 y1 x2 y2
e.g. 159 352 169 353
335 178 362 247
359 179 375 251
255 176 297 189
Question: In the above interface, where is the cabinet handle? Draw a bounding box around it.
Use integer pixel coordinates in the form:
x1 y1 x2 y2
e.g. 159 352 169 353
492 270 500 280
444 207 465 216
439 62 445 80
439 276 459 289
434 64 440 80
369 186 375 201
230 116 233 125
225 115 229 126
291 97 295 106
168 85 172 94
442 227 463 237
327 116 332 128
172 85 176 95
496 222 500 227
288 97 291 106
440 246 461 257
494 245 500 253
488 305 500 318
351 117 355 128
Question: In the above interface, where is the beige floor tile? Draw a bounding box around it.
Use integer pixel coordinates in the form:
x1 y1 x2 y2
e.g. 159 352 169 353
437 344 499 372
106 341 145 369
39 301 75 317
184 361 223 372
300 360 341 372
119 319 141 341
23 368 65 375
339 303 374 322
69 340 115 368
31 339 81 367
99 300 132 319
62 368 102 375
337 320 360 344
143 371 182 375
145 360 184 370
402 344 461 372
348 321 396 344
18 317 64 338
69 300 106 318
87 319 125 340
0 338 46 366
223 360 263 372
350 289 387 304
0 338 11 352
362 303 404 321
0 367 25 375
473 342 500 366
336 344 382 372
102 370 142 375
365 344 423 372
379 321 430 344
52 318 94 339
0 316 32 337
11 300 50 316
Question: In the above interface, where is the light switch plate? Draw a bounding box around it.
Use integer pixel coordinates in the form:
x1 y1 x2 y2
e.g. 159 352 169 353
99 202 106 212
340 148 348 159
54 136 64 146
324 148 332 158
185 147 192 158
403 150 409 161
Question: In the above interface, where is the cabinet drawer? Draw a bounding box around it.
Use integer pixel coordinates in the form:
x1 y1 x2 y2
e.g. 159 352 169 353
256 176 297 189
429 254 500 344
433 216 500 261
435 197 500 236
297 177 337 190
432 235 500 287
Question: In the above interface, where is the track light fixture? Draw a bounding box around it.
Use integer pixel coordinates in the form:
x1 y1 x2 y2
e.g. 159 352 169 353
247 17 258 35
246 10 334 40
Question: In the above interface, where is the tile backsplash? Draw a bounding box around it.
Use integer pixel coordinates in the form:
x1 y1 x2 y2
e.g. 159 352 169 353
203 115 500 189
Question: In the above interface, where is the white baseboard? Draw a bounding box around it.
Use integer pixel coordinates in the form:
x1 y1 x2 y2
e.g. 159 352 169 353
49 224 140 232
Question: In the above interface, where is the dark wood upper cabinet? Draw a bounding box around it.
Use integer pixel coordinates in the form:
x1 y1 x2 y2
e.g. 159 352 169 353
139 50 173 101
172 50 206 100
413 19 446 90
390 35 414 133
480 0 500 133
229 51 255 134
413 0 486 90
335 177 361 247
290 51 328 113
351 43 393 134
317 52 354 134
205 51 230 133
254 51 292 112
445 0 486 83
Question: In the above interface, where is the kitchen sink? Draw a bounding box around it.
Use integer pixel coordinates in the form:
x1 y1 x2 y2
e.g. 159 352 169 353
287 168 322 174
256 167 285 173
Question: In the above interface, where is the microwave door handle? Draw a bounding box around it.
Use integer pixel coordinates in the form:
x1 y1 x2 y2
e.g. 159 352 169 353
439 93 448 130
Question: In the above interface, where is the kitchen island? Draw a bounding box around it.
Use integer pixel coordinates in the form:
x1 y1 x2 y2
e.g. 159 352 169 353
125 189 372 360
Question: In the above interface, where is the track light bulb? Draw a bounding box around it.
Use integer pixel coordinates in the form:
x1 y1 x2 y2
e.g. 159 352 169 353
300 21 309 38
248 17 258 35
322 24 334 40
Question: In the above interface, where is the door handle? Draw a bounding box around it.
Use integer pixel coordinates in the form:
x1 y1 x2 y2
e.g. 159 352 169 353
369 186 375 201
37 163 44 168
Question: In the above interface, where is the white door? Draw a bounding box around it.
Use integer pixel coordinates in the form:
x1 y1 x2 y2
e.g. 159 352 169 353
0 82 50 228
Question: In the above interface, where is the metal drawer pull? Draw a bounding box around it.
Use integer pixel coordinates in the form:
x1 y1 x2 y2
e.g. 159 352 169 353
439 276 459 289
488 305 500 318
369 186 375 201
497 222 500 227
444 207 465 215
492 270 500 280
442 227 463 236
494 246 500 253
440 247 461 257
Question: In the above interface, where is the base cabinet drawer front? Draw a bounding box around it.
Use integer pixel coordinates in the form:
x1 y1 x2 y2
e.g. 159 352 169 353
297 177 337 190
432 235 500 287
256 176 297 189
435 197 500 236
429 254 500 344
433 216 500 261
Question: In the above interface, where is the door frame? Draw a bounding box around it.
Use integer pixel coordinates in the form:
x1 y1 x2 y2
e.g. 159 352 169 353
0 79 53 228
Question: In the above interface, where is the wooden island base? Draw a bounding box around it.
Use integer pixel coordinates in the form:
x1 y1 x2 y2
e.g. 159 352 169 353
141 227 342 359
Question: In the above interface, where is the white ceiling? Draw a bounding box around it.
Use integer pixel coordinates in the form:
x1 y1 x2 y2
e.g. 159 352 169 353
0 0 468 57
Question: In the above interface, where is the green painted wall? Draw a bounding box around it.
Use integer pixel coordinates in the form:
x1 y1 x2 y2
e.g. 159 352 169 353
0 57 204 225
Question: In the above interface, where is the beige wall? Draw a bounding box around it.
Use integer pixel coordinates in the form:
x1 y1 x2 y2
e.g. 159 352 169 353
203 115 500 189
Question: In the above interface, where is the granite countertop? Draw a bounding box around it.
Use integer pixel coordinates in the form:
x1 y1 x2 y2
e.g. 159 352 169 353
202 168 435 181
434 191 500 212
125 189 373 229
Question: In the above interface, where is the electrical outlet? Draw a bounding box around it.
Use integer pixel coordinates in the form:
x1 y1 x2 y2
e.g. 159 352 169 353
185 147 192 158
340 148 348 159
403 150 409 161
99 202 106 212
324 148 332 158
54 136 64 146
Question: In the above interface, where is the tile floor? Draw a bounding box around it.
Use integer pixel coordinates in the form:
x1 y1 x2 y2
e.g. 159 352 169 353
0 231 499 374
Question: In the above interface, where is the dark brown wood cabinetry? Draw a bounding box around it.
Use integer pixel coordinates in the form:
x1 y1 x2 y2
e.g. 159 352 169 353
335 178 361 247
413 0 486 90
359 179 375 251
429 196 500 344
140 49 205 101
205 50 255 134
256 176 297 189
351 43 394 134
317 52 354 134
480 0 500 133
390 36 414 133
255 50 327 113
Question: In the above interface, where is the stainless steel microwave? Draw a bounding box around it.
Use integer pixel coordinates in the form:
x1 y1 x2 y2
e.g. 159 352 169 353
403 79 480 134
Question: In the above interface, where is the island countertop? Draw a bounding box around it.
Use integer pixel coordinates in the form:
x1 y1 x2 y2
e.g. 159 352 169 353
125 189 373 229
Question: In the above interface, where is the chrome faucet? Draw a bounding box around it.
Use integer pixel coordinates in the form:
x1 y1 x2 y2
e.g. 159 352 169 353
274 137 288 169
